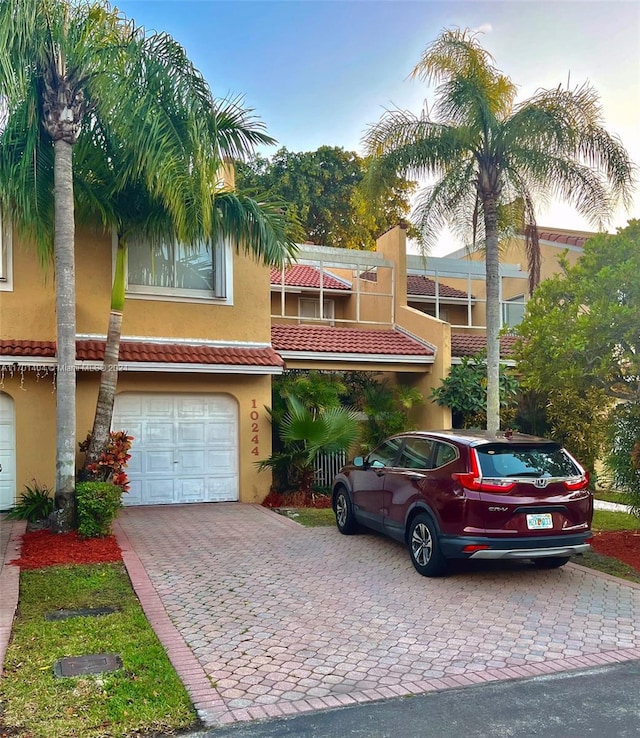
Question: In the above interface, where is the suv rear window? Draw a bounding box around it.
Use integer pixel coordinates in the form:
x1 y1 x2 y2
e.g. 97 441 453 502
476 444 581 479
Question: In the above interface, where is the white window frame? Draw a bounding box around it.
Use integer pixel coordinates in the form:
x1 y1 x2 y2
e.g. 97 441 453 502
0 211 13 292
502 294 526 328
298 297 335 326
123 233 233 305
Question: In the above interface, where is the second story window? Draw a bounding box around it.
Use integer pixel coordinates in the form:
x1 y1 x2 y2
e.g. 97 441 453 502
0 210 12 291
298 297 335 325
502 295 526 328
127 239 227 300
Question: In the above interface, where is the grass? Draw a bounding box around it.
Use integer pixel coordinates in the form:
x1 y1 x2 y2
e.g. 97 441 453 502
593 489 634 505
0 563 197 738
592 509 639 531
575 551 640 584
279 507 335 527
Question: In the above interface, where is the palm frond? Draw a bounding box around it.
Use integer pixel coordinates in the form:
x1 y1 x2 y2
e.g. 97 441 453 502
213 191 299 267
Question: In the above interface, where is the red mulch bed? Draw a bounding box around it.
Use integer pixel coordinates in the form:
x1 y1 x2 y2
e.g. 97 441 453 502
590 530 640 573
11 529 122 570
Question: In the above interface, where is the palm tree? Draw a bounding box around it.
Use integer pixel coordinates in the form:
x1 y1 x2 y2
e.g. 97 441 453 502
0 0 297 529
73 119 297 477
365 28 634 434
259 396 360 496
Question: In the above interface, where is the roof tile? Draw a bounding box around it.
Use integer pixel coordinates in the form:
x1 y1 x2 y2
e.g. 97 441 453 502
407 275 470 299
271 324 433 356
270 265 351 291
451 333 518 358
0 339 284 368
538 231 588 248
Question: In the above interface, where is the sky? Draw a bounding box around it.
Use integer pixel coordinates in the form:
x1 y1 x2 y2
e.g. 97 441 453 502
116 0 640 255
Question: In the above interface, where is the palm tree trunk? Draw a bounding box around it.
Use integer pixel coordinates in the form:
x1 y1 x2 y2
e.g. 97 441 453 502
82 237 127 474
53 138 77 532
483 196 501 436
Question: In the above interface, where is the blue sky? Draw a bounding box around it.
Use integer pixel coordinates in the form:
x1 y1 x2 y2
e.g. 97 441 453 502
117 0 639 252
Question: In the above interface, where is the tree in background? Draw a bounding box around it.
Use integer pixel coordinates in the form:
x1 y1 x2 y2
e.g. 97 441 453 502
365 28 633 435
430 352 519 430
515 221 640 492
236 145 418 249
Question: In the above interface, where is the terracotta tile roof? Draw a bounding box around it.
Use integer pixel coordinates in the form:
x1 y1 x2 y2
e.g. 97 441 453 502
270 265 351 291
0 339 57 357
271 324 434 357
537 231 588 248
0 339 284 368
451 333 518 358
407 275 470 299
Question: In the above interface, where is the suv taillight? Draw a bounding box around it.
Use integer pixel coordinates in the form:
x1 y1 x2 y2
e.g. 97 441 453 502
452 449 516 493
563 472 590 491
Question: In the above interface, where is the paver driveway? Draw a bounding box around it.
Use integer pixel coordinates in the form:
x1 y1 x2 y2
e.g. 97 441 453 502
114 504 640 728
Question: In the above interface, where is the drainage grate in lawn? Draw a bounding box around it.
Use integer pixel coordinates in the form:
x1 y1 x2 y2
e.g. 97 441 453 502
53 653 123 677
44 606 118 621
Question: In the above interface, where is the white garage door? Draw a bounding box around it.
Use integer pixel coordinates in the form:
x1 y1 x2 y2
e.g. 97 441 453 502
0 393 16 510
113 393 238 506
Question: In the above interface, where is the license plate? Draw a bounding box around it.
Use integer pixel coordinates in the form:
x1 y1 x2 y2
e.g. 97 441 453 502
527 513 553 530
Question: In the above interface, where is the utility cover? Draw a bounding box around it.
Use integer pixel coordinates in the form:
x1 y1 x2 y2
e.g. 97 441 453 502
45 606 117 621
54 653 123 677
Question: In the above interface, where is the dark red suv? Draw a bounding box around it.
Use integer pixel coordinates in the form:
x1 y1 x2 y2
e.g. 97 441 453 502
332 430 593 577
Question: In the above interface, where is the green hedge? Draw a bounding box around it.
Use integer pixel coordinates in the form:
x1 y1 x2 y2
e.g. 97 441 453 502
75 481 123 538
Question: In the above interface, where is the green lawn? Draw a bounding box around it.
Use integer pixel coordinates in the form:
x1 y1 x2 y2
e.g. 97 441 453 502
278 507 335 527
592 508 639 531
0 563 197 738
593 489 634 505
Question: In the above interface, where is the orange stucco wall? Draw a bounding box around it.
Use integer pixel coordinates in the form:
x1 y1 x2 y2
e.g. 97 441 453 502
0 225 276 505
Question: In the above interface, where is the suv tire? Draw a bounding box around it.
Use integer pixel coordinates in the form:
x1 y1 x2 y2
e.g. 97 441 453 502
334 487 358 535
408 513 447 577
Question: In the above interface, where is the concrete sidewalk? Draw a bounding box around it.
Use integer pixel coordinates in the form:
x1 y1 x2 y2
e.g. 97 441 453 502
0 515 26 675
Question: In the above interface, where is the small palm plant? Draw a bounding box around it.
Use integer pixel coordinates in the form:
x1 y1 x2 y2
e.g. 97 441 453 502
259 396 360 497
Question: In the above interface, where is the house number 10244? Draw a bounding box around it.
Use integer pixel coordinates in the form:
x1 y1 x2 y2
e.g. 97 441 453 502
250 399 259 456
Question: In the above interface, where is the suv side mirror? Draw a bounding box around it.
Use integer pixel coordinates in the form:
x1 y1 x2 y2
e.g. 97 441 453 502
353 456 365 468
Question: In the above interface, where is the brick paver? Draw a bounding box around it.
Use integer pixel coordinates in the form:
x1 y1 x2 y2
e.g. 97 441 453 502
115 503 640 727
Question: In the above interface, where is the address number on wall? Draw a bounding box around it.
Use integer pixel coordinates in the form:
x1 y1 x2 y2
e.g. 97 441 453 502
250 399 259 456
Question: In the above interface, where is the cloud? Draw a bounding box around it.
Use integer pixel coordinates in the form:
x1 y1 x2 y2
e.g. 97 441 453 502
473 23 493 35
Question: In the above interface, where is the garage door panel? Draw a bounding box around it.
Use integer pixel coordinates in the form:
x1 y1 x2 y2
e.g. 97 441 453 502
145 450 176 473
208 477 237 502
176 477 206 502
207 422 235 442
145 421 175 445
115 394 143 416
177 449 206 473
176 398 207 418
145 478 176 505
113 392 238 506
126 479 143 506
208 449 236 474
178 423 205 444
145 397 175 417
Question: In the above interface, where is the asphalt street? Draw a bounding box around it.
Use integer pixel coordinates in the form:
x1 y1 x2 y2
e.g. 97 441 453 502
189 660 640 738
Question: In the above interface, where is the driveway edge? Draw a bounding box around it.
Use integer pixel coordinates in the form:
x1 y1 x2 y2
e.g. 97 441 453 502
114 519 230 727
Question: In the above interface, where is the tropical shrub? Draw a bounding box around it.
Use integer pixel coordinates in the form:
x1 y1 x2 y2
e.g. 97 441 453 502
430 352 519 429
79 430 133 492
259 396 360 495
604 403 640 517
75 481 123 538
5 481 54 522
